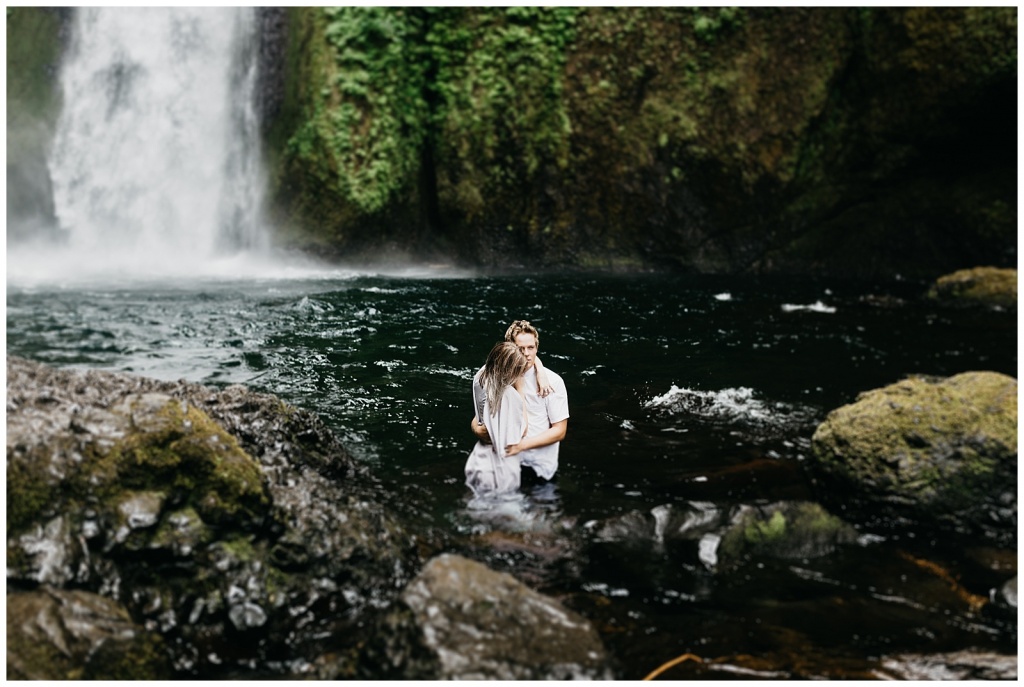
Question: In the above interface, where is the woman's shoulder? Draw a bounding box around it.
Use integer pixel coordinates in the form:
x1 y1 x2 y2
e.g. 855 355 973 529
502 385 525 404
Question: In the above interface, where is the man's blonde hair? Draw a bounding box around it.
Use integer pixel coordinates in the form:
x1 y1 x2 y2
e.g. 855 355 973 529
504 319 539 346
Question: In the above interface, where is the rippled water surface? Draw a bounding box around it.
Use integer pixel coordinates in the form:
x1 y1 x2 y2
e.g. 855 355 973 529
7 269 1017 678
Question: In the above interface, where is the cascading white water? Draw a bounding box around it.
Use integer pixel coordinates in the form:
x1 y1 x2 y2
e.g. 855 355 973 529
21 7 271 281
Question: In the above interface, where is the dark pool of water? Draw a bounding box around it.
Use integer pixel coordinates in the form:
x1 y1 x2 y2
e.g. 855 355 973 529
7 270 1017 678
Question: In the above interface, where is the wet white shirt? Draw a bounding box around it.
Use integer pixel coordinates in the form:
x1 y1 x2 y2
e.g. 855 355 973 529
475 365 568 481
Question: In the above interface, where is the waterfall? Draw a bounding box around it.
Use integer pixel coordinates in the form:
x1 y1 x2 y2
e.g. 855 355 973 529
20 8 271 281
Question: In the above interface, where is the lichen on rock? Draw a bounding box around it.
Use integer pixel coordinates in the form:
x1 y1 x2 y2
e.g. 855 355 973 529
926 266 1017 310
810 371 1017 543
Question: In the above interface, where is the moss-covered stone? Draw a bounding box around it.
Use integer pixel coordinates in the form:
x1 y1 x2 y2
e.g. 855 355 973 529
6 356 422 678
926 266 1017 310
810 371 1017 542
717 501 858 565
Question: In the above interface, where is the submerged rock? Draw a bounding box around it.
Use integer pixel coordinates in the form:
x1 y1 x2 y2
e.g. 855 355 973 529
6 587 173 680
810 371 1017 544
6 356 418 678
926 266 1017 310
586 500 856 571
358 553 612 680
716 501 858 566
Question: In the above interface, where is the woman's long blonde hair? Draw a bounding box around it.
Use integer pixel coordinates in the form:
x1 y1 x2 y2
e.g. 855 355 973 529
481 342 530 416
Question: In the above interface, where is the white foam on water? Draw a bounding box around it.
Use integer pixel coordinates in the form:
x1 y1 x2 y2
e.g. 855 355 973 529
781 300 837 314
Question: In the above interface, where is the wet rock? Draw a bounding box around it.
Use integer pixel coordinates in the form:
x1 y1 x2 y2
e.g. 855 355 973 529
7 587 173 679
6 356 418 677
994 576 1017 609
876 650 1017 680
585 500 855 571
810 372 1017 544
715 501 858 567
358 553 612 680
926 266 1017 310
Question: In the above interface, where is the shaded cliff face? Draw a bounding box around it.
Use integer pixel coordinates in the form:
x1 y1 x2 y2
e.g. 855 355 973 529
264 6 1016 278
6 7 69 242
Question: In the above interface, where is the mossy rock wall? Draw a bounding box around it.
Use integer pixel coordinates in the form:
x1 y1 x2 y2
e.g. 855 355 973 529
264 6 1016 277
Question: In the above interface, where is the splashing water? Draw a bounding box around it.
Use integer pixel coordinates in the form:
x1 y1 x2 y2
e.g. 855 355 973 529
14 8 271 282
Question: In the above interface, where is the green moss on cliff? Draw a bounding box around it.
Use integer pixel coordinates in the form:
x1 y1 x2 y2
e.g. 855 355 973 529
265 7 1016 275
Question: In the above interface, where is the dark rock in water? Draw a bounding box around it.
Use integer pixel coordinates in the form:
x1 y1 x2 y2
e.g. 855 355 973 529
6 587 173 680
586 500 855 572
357 553 612 680
875 650 1017 680
715 501 858 566
926 266 1017 310
994 576 1017 609
5 356 419 678
809 371 1017 545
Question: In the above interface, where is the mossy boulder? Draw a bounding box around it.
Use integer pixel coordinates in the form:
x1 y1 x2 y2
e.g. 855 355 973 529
926 267 1017 310
810 372 1017 543
716 501 859 566
6 356 420 678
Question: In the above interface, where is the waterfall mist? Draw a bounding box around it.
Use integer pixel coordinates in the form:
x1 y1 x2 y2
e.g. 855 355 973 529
9 7 282 283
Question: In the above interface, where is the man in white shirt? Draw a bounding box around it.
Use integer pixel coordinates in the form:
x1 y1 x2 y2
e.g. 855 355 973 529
470 320 569 481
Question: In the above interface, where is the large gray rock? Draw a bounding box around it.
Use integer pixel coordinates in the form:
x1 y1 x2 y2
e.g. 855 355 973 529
810 372 1017 544
359 554 612 680
6 356 419 677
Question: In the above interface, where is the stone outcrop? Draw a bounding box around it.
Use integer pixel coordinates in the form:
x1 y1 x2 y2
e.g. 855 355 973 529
357 554 612 680
809 371 1017 544
6 356 419 678
926 266 1017 310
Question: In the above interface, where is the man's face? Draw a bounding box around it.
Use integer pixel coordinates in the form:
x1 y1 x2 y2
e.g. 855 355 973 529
513 332 538 365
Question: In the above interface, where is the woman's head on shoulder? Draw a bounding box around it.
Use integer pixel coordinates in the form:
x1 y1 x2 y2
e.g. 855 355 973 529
485 341 530 385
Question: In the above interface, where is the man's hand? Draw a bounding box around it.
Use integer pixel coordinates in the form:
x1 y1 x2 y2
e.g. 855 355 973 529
470 416 491 444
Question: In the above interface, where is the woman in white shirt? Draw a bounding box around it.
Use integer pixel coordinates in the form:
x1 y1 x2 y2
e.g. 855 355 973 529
465 342 531 496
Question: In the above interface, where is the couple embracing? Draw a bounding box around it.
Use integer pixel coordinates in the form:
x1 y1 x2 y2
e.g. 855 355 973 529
465 320 569 497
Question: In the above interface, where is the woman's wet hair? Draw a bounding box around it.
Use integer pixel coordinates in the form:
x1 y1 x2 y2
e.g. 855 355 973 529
482 341 529 415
